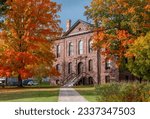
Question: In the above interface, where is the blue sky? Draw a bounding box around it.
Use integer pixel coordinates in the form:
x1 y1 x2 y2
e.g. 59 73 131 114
52 0 92 30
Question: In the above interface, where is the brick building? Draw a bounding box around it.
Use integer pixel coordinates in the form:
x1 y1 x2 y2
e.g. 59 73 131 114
52 19 132 86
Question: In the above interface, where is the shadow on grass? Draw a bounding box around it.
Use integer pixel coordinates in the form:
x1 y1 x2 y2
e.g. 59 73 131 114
0 89 59 102
0 85 60 89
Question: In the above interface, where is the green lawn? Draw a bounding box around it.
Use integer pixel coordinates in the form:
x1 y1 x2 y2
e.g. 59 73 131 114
74 86 97 102
28 82 59 88
0 88 59 102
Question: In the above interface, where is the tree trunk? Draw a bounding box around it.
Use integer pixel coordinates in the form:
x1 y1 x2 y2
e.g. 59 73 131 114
2 80 5 88
5 77 8 86
139 77 142 83
18 74 23 87
97 49 101 85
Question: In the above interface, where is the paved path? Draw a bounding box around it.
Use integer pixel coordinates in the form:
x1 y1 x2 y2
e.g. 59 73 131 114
58 88 88 102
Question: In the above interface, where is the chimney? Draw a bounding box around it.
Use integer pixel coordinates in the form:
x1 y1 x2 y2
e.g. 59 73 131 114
66 19 71 31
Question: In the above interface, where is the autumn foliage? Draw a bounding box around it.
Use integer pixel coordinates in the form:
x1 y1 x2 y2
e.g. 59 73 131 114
85 0 150 65
0 0 62 86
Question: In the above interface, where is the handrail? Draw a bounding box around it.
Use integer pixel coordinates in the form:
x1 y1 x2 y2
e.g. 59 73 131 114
63 72 95 86
63 73 84 87
62 72 77 85
63 72 92 87
72 72 89 84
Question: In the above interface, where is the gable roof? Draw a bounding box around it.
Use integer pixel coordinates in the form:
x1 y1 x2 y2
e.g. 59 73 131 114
62 19 92 37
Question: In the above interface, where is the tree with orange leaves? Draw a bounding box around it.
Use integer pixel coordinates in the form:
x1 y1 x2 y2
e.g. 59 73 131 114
85 0 150 68
85 0 150 82
0 0 62 87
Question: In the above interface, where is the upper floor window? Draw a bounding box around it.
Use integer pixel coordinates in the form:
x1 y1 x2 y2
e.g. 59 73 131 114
68 62 72 74
78 40 83 55
88 39 93 53
56 64 61 73
88 60 93 71
56 45 60 58
69 42 73 56
105 60 111 70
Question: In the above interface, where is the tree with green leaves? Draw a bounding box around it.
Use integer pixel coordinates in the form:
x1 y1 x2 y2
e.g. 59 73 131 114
126 32 150 80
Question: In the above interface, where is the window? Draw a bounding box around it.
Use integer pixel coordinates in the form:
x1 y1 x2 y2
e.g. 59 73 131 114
56 64 61 72
105 60 111 70
79 28 81 31
88 60 93 71
78 40 83 55
68 62 72 74
56 45 60 58
68 42 73 56
105 75 110 83
88 39 93 53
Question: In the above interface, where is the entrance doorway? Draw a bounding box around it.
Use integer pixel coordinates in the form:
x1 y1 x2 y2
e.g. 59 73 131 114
88 77 94 85
77 77 94 85
77 62 83 75
77 77 86 85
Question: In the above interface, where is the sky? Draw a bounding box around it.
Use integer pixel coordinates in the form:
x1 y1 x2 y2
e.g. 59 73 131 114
52 0 92 31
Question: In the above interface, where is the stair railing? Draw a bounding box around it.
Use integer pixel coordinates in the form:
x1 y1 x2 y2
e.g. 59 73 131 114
62 72 77 85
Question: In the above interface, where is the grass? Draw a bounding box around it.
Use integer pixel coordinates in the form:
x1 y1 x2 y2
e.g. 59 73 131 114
0 87 59 102
29 82 59 88
74 86 97 102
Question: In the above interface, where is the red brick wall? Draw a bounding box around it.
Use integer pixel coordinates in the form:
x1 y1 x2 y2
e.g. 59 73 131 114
52 22 120 85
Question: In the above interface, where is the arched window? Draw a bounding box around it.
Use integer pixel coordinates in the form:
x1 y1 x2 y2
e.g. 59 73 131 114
56 64 61 73
68 42 73 56
88 60 93 71
88 39 93 53
56 45 60 58
78 40 83 55
68 62 72 74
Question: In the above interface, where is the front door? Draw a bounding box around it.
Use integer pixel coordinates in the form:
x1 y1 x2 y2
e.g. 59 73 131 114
78 62 83 75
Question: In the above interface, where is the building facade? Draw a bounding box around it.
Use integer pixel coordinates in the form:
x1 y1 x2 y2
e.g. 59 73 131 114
52 19 132 86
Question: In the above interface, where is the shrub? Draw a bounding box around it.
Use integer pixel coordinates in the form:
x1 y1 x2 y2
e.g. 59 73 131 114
120 83 142 102
95 83 121 102
139 83 150 102
95 83 150 102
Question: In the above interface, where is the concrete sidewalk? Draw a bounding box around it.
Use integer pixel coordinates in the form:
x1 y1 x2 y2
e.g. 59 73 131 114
58 88 88 102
